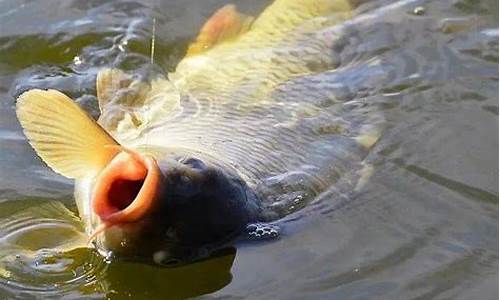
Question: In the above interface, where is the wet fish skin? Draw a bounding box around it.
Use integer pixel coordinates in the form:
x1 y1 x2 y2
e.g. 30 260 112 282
96 0 370 194
17 0 381 262
89 153 261 259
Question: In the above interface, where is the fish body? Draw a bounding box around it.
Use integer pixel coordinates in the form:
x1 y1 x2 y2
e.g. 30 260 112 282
17 0 381 261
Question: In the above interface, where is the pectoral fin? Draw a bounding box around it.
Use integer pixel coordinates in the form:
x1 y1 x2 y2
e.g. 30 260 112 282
16 89 121 179
96 68 132 112
186 4 254 57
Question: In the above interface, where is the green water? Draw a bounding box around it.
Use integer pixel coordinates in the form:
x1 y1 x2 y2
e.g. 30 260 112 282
0 0 498 299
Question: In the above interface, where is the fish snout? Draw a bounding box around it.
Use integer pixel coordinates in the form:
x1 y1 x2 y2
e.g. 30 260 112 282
92 150 161 227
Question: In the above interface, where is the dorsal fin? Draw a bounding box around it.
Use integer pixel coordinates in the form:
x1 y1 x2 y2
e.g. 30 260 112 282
16 89 121 179
185 4 254 57
247 0 352 39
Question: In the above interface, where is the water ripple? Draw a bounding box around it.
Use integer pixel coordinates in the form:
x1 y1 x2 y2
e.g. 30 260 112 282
0 200 108 299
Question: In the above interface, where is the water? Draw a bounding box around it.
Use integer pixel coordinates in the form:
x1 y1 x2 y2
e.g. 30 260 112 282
0 0 498 299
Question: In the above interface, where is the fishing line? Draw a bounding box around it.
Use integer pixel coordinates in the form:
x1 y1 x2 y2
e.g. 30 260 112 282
145 17 157 154
150 18 156 65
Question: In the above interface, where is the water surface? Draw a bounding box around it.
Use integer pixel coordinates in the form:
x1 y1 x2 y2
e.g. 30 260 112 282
0 0 498 299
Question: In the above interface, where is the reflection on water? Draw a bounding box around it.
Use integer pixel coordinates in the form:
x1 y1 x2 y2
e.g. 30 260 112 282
0 199 236 299
104 249 235 300
0 200 107 299
0 0 498 299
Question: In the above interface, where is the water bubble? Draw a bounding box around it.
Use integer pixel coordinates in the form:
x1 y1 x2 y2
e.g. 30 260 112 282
413 6 425 15
246 223 281 241
73 56 83 65
246 224 258 231
153 251 167 265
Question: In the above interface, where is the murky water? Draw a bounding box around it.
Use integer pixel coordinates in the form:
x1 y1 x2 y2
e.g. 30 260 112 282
0 0 498 299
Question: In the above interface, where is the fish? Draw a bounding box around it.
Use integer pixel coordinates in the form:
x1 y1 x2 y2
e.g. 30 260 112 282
16 0 381 262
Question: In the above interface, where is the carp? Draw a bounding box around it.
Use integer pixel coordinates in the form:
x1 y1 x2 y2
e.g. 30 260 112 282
16 0 380 262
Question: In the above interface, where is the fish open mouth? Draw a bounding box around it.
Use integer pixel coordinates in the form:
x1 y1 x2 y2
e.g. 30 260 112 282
92 150 160 227
107 178 144 212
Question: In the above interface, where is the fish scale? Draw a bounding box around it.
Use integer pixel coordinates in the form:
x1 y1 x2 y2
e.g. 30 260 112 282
15 0 382 246
94 0 383 203
17 0 381 230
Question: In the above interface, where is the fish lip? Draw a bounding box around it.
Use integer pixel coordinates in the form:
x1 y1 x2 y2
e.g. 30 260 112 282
92 151 161 227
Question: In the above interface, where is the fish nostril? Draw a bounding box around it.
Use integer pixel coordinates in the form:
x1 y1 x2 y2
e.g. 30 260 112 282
182 158 207 170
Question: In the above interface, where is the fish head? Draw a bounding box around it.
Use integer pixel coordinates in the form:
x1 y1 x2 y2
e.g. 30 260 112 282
82 149 258 261
16 89 259 263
